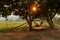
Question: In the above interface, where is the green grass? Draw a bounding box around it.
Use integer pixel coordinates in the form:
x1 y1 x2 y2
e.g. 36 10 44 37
0 20 59 32
53 20 60 27
0 21 27 32
0 21 48 31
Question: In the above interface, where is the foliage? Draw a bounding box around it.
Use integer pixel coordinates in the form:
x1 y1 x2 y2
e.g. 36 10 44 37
0 0 60 30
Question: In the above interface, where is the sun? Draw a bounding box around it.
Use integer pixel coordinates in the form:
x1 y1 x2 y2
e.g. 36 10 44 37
30 4 40 15
32 7 37 11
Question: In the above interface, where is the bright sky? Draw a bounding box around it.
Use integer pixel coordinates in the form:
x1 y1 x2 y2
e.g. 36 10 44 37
0 14 60 21
0 15 21 21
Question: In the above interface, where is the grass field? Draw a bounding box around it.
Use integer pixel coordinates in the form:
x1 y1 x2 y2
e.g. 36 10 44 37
0 21 27 31
0 20 59 32
0 20 60 40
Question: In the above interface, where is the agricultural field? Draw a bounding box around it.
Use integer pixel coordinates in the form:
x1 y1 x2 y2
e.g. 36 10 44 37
0 21 27 31
0 20 59 32
0 20 60 40
0 20 49 31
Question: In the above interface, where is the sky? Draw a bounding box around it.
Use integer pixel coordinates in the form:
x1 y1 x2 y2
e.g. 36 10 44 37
0 15 21 21
0 12 22 21
7 15 20 21
0 13 60 21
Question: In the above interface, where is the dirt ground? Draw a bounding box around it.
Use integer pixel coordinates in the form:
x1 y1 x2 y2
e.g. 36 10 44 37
0 27 60 40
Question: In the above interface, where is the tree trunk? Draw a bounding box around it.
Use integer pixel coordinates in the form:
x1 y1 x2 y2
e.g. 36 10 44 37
47 19 55 29
28 20 32 31
25 15 32 31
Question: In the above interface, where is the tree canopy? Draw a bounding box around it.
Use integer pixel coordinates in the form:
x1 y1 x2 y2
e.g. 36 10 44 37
0 0 60 30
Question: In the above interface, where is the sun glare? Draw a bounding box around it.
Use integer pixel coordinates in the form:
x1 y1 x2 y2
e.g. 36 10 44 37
32 7 37 11
30 4 40 13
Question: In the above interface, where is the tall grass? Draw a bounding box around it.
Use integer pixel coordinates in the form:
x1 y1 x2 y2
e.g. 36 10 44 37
0 21 26 32
0 20 58 32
